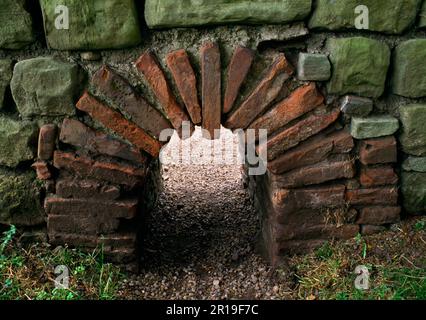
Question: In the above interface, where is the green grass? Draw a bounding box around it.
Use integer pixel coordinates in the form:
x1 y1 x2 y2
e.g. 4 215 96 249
0 225 124 300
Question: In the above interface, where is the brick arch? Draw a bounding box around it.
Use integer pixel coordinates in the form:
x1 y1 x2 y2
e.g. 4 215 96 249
44 43 400 271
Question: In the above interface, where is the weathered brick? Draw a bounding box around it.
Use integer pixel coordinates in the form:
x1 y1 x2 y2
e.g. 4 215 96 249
56 178 120 200
223 46 255 114
360 166 398 187
60 118 147 164
53 151 145 187
48 214 121 235
91 66 172 140
38 124 57 160
45 197 138 219
361 225 387 236
249 83 324 137
31 160 52 180
166 49 201 125
200 42 222 139
135 51 190 133
359 136 397 165
356 206 401 225
271 184 346 215
346 188 398 206
48 232 137 249
259 108 341 161
225 54 294 129
274 223 359 241
76 92 162 157
268 130 354 174
268 155 355 189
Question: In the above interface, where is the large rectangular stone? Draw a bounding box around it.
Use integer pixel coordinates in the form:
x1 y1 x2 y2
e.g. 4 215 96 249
60 118 147 164
267 130 354 174
259 108 340 161
225 54 293 130
40 0 141 50
135 51 190 133
326 37 390 98
91 66 172 140
76 92 163 157
399 104 426 156
53 151 146 187
145 0 312 28
401 171 426 214
249 83 324 137
200 42 222 139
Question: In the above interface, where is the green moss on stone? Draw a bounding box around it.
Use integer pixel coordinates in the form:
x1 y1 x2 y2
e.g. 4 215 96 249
145 0 312 28
399 104 426 156
402 172 426 214
11 57 80 117
309 0 422 34
326 37 390 98
0 0 35 49
0 59 12 109
40 0 142 50
0 169 44 226
392 40 426 98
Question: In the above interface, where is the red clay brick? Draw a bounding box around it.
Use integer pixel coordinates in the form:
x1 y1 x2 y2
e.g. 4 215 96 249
359 136 397 165
56 178 121 200
225 53 294 129
259 108 341 161
360 165 398 187
60 118 147 164
53 151 146 187
135 51 190 133
166 49 202 124
91 66 172 140
31 160 52 180
48 214 121 235
45 197 138 219
267 130 354 174
249 83 324 136
48 232 137 249
275 223 359 241
38 124 57 160
223 46 255 114
356 206 401 225
76 92 163 157
346 187 398 206
200 42 222 139
268 155 355 189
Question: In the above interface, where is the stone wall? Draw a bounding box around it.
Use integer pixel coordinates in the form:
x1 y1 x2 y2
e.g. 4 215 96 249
0 0 425 269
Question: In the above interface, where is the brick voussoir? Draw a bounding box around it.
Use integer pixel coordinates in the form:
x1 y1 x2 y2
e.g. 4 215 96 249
249 82 324 136
53 151 146 187
76 92 163 157
135 50 191 132
200 42 222 139
260 108 341 161
166 49 202 124
225 53 294 129
91 65 172 140
223 46 255 114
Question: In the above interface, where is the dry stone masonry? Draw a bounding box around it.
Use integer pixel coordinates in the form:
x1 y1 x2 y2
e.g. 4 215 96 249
0 0 425 270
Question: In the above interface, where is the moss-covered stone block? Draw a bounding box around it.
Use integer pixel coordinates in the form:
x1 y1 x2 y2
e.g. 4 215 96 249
0 170 44 226
11 57 80 117
399 104 426 156
351 116 399 139
40 0 142 50
0 0 35 49
392 40 426 98
145 0 312 28
0 59 12 109
402 172 426 214
309 0 422 34
0 117 37 167
327 37 390 98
